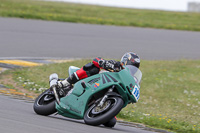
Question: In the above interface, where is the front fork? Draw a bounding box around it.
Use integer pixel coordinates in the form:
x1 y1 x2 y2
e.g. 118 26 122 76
98 85 115 107
52 86 60 105
49 73 60 105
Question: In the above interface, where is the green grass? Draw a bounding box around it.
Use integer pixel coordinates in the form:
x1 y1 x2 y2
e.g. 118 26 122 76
1 0 200 31
1 59 200 132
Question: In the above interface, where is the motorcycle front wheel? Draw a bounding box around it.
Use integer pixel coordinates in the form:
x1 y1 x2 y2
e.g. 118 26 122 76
84 96 124 126
33 89 57 116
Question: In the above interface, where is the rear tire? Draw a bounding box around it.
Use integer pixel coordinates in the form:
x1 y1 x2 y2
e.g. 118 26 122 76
103 117 117 128
84 96 124 126
33 89 57 116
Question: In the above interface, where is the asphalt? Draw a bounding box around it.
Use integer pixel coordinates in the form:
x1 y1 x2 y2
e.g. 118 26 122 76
0 17 200 60
0 94 168 133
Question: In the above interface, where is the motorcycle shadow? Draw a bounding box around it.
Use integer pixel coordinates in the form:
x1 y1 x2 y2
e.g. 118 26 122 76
49 114 84 125
48 114 127 132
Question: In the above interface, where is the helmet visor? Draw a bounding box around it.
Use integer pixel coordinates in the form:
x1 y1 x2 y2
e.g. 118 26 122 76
121 53 131 65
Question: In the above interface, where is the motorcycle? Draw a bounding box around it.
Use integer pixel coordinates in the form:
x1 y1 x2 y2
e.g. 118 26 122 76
33 65 142 127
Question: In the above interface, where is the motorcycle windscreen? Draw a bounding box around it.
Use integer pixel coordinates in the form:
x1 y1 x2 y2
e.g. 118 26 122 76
126 65 142 86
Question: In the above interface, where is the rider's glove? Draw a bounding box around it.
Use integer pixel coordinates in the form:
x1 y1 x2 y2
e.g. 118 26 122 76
98 60 121 72
113 61 121 72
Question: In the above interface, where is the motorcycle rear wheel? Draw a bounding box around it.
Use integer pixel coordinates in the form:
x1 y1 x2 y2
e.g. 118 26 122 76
84 96 124 126
103 117 117 127
33 89 57 116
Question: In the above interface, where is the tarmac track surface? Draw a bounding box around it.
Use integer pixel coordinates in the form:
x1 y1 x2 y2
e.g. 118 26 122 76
0 95 160 133
0 17 200 60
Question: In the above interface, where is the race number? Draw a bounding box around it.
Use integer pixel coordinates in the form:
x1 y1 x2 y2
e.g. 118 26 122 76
132 85 140 102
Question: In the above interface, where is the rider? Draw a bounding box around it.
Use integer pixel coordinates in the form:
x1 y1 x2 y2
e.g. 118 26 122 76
56 52 140 97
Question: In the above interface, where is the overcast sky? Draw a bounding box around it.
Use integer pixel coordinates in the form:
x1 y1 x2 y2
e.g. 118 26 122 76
47 0 200 11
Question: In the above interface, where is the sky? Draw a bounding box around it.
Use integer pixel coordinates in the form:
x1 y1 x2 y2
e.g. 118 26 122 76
47 0 200 12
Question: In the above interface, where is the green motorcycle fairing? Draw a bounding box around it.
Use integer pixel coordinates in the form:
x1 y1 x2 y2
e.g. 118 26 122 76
56 66 141 119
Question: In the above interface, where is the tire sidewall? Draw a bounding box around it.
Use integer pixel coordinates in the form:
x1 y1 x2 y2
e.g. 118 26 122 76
84 96 124 126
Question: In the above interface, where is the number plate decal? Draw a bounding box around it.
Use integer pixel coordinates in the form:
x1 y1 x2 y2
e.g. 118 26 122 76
132 85 140 102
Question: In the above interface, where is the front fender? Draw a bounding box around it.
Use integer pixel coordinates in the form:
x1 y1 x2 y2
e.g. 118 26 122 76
106 92 122 98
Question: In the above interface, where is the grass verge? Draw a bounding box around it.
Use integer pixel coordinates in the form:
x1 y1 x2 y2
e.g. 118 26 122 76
0 0 200 31
0 59 200 132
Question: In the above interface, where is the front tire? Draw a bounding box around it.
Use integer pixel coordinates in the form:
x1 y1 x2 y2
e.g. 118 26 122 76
84 96 124 126
33 89 57 116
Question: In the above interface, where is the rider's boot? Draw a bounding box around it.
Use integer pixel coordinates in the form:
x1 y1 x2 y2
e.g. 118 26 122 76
57 73 79 97
57 84 73 97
